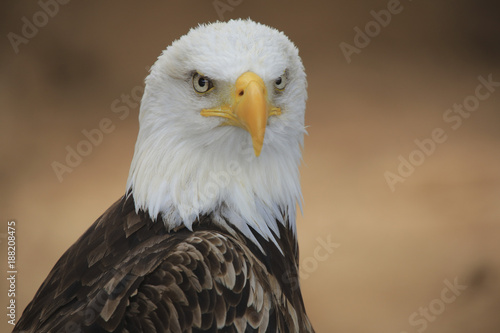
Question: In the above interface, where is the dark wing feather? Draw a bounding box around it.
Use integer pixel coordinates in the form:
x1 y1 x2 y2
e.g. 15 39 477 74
14 196 314 333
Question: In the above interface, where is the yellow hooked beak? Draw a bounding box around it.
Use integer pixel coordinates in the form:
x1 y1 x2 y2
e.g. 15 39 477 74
200 72 281 157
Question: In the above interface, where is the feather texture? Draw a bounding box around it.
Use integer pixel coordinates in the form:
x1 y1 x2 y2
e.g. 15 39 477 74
14 195 314 333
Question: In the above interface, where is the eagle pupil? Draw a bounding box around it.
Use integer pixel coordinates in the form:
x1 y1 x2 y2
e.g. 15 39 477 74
275 77 282 86
199 78 206 87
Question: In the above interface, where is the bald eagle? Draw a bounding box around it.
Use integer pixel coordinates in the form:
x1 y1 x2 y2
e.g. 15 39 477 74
15 19 314 333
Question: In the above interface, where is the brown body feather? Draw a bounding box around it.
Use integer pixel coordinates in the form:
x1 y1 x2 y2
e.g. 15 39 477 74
14 195 314 333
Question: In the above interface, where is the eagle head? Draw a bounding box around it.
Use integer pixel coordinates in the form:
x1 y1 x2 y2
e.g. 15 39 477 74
127 19 307 247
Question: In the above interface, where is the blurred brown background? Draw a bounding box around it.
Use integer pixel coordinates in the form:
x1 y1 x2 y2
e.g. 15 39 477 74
1 1 500 332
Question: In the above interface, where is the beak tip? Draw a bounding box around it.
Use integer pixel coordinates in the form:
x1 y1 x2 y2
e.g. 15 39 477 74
251 136 264 157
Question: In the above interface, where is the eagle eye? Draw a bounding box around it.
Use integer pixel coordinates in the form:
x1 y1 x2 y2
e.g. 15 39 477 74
192 72 214 93
274 73 287 91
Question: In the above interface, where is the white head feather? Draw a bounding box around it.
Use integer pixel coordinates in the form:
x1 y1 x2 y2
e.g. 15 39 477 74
126 19 307 248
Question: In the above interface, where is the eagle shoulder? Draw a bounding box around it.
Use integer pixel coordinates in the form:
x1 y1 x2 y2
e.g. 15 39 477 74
14 196 313 333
